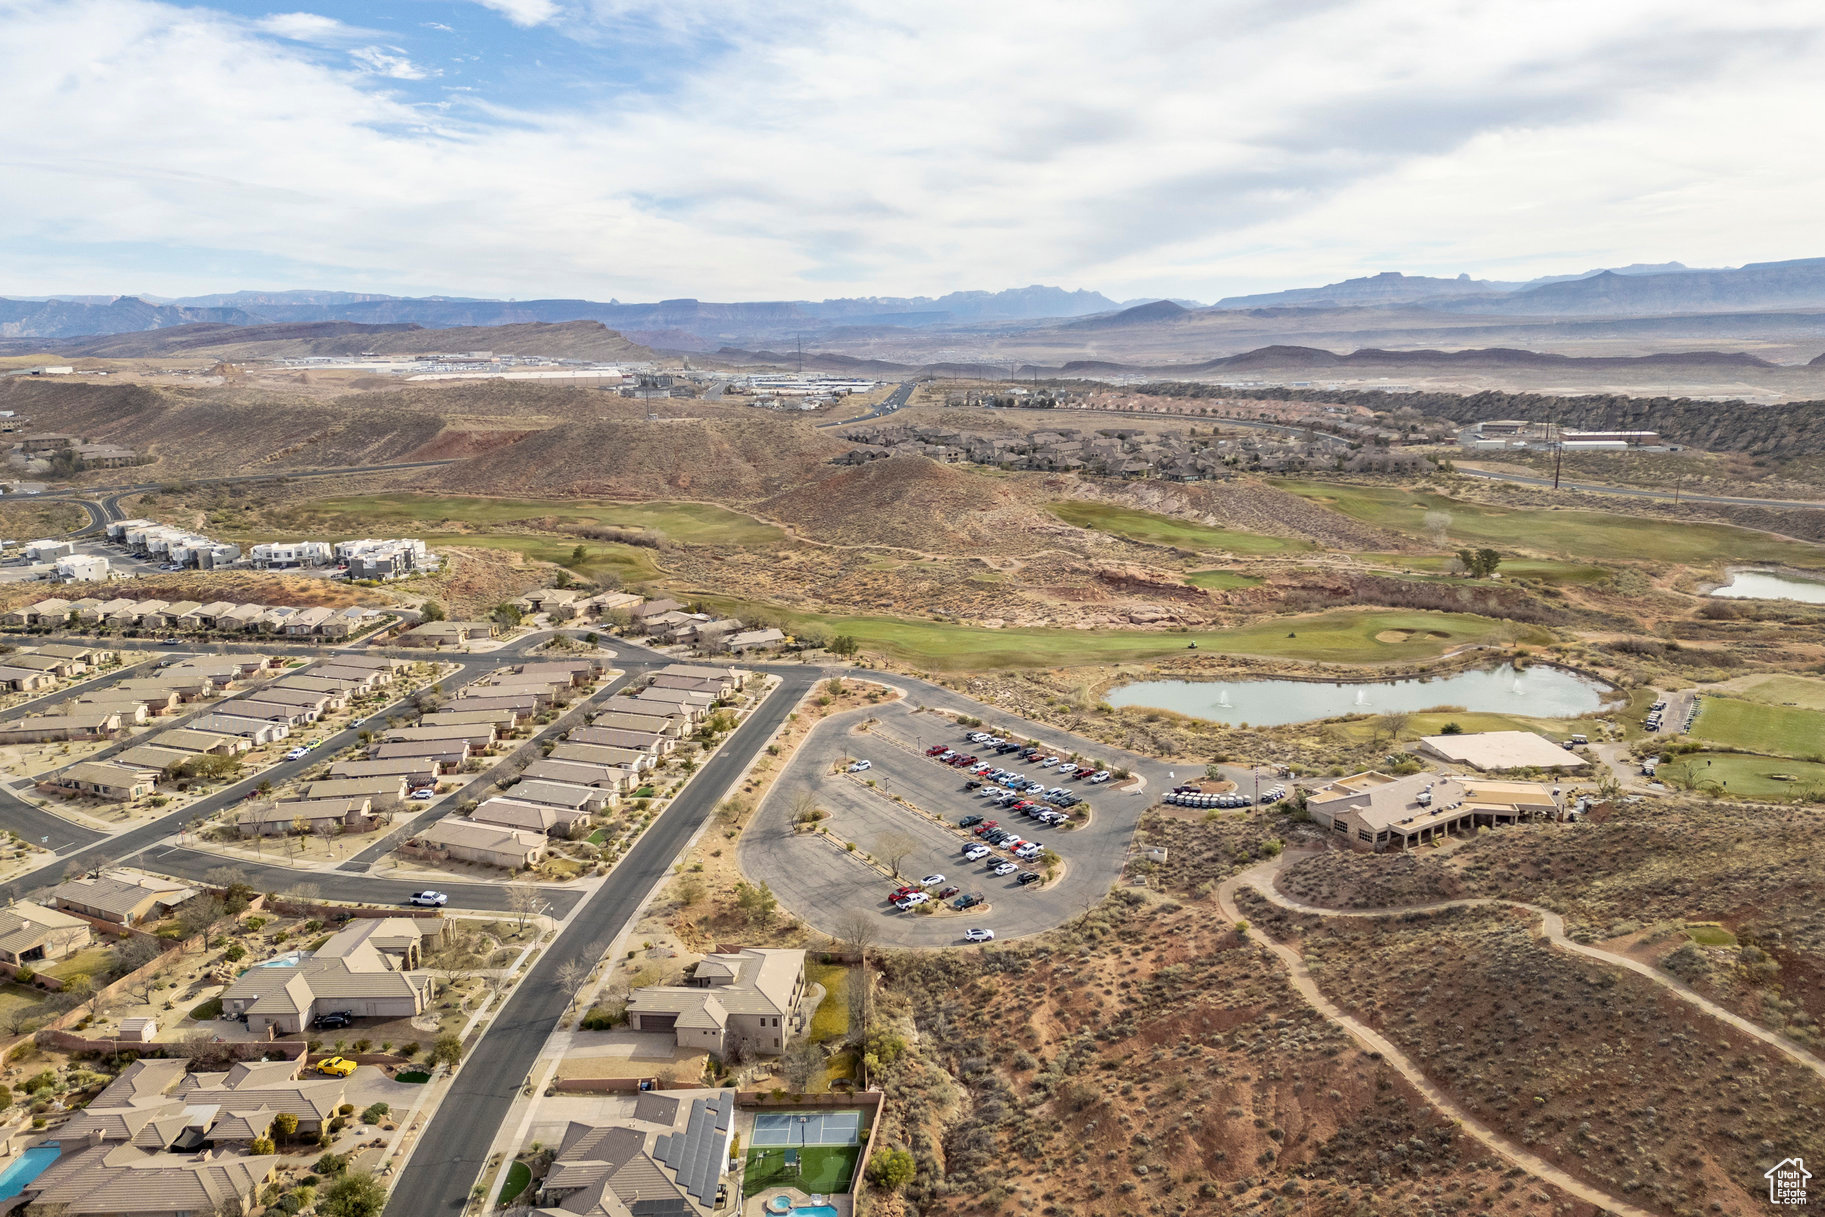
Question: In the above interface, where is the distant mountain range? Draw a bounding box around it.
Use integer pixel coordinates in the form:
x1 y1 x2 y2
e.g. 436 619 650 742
0 285 1124 341
9 258 1825 348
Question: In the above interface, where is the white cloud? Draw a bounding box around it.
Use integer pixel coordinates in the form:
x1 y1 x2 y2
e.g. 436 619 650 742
257 11 368 43
2 0 1824 300
348 45 433 79
468 0 558 26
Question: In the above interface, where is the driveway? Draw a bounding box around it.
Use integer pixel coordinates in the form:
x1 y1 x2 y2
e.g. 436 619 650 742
740 696 1168 947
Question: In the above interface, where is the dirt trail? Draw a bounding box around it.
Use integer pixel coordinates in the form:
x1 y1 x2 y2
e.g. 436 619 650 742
1218 851 1825 1217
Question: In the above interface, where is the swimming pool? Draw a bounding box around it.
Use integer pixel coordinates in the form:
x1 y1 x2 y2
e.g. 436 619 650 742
765 1201 837 1217
249 951 304 969
0 1145 60 1200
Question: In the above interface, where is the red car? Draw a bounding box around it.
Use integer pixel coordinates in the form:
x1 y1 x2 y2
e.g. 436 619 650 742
938 885 960 899
926 745 947 756
892 885 920 899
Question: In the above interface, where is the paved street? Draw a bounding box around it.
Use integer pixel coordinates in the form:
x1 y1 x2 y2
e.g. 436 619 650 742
383 666 815 1217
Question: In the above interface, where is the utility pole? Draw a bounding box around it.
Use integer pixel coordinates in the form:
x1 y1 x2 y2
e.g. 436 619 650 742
1552 426 1564 491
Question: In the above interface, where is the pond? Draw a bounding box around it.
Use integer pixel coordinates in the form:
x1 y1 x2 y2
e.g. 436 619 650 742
1709 569 1825 605
1106 663 1609 727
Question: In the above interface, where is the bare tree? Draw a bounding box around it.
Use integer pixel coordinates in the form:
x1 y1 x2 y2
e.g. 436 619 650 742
115 938 167 1002
781 1037 822 1093
833 911 876 959
555 958 589 1004
875 832 916 879
505 883 546 937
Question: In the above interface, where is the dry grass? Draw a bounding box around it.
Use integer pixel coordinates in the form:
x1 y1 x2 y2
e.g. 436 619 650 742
1264 902 1825 1217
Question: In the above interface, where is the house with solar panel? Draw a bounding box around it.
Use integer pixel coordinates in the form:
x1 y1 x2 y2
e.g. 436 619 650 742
535 1089 736 1216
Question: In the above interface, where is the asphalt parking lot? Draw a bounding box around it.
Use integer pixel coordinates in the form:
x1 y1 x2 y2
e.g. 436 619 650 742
740 697 1174 946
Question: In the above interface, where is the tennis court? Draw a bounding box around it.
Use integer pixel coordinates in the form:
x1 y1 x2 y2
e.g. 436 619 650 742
751 1110 863 1147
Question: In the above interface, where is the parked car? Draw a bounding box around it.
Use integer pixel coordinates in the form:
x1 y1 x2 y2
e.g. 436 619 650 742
926 745 948 756
316 1056 358 1077
992 861 1018 876
410 787 436 800
1090 771 1112 783
1040 756 1060 768
921 873 945 887
959 815 984 828
963 844 990 861
409 891 448 907
938 885 960 899
283 746 309 761
952 892 984 910
1015 871 1043 886
895 892 930 910
312 1010 353 1031
892 885 921 898
964 928 996 943
847 760 872 772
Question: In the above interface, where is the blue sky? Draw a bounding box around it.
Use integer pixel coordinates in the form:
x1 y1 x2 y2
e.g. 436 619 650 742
4 0 1825 302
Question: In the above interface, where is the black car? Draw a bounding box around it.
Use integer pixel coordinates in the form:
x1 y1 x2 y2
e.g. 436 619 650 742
958 815 983 828
312 1010 354 1030
1015 871 1042 886
963 779 983 790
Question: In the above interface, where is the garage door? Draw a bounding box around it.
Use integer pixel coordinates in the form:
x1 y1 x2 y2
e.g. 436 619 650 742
636 1014 677 1032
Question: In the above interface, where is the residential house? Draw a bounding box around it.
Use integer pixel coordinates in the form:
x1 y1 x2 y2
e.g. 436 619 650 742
534 1090 736 1217
304 776 409 803
399 620 497 648
217 917 440 1034
504 778 614 812
625 948 808 1057
568 726 673 757
185 712 290 744
469 797 592 836
547 741 651 772
284 606 334 636
407 818 546 870
724 627 785 653
373 739 472 767
519 759 637 793
328 756 443 786
237 797 378 838
0 710 122 743
421 707 524 730
48 870 198 924
143 727 247 756
593 709 686 739
0 900 92 965
382 723 498 750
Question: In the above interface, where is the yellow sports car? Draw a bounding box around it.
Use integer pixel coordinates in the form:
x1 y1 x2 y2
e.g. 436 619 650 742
315 1056 358 1077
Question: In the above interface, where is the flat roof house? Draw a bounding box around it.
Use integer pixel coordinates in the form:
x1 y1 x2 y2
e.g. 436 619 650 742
626 948 807 1058
49 870 199 924
374 738 472 766
1306 771 1563 852
408 819 546 870
0 900 92 965
186 712 290 744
